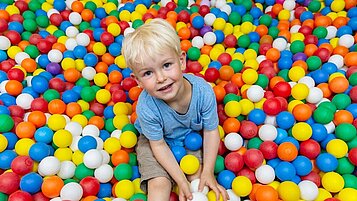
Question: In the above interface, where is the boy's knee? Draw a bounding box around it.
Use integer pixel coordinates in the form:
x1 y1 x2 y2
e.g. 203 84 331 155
148 177 172 189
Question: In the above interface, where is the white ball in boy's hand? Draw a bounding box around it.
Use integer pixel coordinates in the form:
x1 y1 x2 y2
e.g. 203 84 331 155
227 189 241 201
189 192 208 201
190 179 209 194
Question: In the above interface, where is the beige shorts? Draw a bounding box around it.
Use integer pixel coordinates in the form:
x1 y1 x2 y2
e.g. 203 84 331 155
136 135 202 193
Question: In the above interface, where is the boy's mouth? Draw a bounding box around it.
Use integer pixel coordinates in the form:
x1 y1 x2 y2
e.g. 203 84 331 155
158 83 173 91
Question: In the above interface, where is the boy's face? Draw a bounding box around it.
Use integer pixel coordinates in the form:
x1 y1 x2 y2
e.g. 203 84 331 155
130 49 187 104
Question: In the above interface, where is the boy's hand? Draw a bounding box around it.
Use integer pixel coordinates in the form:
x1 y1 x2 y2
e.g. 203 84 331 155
199 171 229 201
178 180 193 201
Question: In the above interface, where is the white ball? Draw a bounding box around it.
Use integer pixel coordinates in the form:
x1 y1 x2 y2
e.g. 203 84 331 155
264 115 277 127
111 129 122 138
306 87 323 104
60 182 83 201
0 36 11 50
255 165 275 184
65 38 78 51
256 55 266 64
65 0 76 9
290 25 301 33
66 26 79 38
94 164 114 183
203 31 217 45
0 80 8 93
298 180 318 201
83 149 103 169
204 13 216 26
82 67 96 80
112 199 127 201
289 10 295 21
326 26 337 39
160 0 171 7
70 136 81 151
95 137 104 150
190 179 209 194
47 8 59 18
65 121 83 137
283 0 296 10
246 85 265 102
38 156 61 176
265 6 272 13
227 189 241 201
328 54 344 69
16 93 34 110
273 37 288 51
23 112 30 121
221 4 232 15
76 33 90 46
338 34 355 48
224 132 243 151
101 150 110 164
324 121 335 134
124 27 135 37
192 36 205 49
49 197 61 201
57 161 76 179
298 76 315 88
68 12 82 25
14 52 30 64
48 49 63 63
258 124 277 141
24 76 33 87
191 192 208 201
82 124 100 137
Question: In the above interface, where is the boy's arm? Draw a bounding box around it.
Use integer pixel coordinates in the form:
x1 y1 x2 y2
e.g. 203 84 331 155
149 139 193 201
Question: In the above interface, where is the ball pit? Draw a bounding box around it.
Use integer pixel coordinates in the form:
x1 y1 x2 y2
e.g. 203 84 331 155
0 0 357 200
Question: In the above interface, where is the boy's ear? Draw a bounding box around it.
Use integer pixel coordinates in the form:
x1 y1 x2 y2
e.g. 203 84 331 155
180 51 187 71
130 73 143 88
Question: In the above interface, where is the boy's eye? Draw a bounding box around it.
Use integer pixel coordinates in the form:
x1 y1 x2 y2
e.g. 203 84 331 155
163 63 171 68
143 71 152 77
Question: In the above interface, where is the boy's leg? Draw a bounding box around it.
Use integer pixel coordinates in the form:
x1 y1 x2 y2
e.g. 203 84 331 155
147 176 172 201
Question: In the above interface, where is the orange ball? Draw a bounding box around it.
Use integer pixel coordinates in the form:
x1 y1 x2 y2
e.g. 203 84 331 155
65 102 82 118
41 176 64 198
109 70 123 84
266 48 281 62
111 150 130 166
81 196 98 201
5 80 23 96
71 1 84 13
255 185 279 201
180 39 192 52
333 110 354 125
255 25 268 37
81 9 94 22
213 85 226 102
178 27 191 40
317 83 332 98
63 68 81 83
219 65 235 81
231 73 244 88
48 99 67 114
102 53 115 65
344 52 357 67
88 116 105 130
222 117 241 134
277 142 298 161
128 86 143 102
292 104 312 122
27 111 47 128
249 183 263 201
16 121 36 138
329 76 349 93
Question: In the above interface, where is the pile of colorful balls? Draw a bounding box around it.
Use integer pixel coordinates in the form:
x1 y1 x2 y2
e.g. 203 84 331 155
0 0 356 200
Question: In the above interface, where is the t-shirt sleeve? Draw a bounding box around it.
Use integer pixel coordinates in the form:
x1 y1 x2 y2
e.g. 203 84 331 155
199 80 219 131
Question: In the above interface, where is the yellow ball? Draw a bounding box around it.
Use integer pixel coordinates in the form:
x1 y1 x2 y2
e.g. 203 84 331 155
114 55 127 69
330 38 339 48
218 125 225 139
326 139 348 158
57 36 68 45
240 22 253 34
0 134 8 152
41 2 53 12
213 18 226 30
292 122 312 141
224 101 242 117
198 54 211 67
254 98 266 110
278 9 291 20
115 180 134 199
46 25 58 34
239 99 254 115
322 172 344 193
113 114 130 130
93 42 107 56
7 46 22 59
75 59 85 71
133 178 145 193
104 2 117 14
232 53 245 63
15 138 35 156
131 11 142 22
107 23 121 37
180 155 200 175
337 188 357 201
289 66 305 82
72 150 84 165
72 114 88 127
244 49 257 60
331 0 345 12
223 23 234 35
96 89 111 104
5 5 20 15
77 100 90 112
232 176 252 197
287 100 304 113
113 102 129 115
244 59 259 70
135 4 147 15
120 131 137 149
93 72 108 87
278 181 300 201
54 147 73 161
268 181 280 190
291 83 309 100
315 188 332 201
209 47 224 61
104 137 121 154
242 68 258 84
207 190 223 201
53 129 73 148
328 72 345 82
61 58 76 71
290 33 305 42
48 114 66 131
119 10 131 22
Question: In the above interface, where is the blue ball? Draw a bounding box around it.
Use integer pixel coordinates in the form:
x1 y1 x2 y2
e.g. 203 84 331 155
0 105 10 115
97 183 112 198
8 21 23 33
276 111 295 129
348 7 357 18
267 158 282 169
131 165 140 180
63 50 75 59
320 134 336 149
274 128 288 144
93 28 105 41
292 156 313 176
22 87 40 98
20 172 43 194
278 58 293 70
210 7 221 17
103 105 115 119
84 53 99 67
0 93 16 107
214 30 225 44
0 150 17 169
346 104 357 118
336 25 353 37
94 7 107 19
248 109 266 125
72 85 83 95
275 161 296 181
37 54 51 68
38 30 50 38
184 132 203 151
208 61 222 70
311 69 329 84
121 67 132 78
320 7 332 16
108 43 121 57
300 11 314 22
171 146 187 163
250 7 263 19
123 2 135 12
73 45 87 59
107 65 121 74
316 153 338 172
192 16 204 29
0 70 7 82
34 126 54 144
248 32 260 43
217 12 229 21
62 90 80 104
311 123 328 142
3 132 18 150
38 71 53 81
217 170 236 189
29 142 51 162
0 50 7 62
78 136 97 153
321 62 337 75
234 5 246 16
99 130 110 141
53 0 66 11
280 137 300 150
31 75 49 93
59 21 72 32
280 50 293 58
90 18 102 29
291 175 301 184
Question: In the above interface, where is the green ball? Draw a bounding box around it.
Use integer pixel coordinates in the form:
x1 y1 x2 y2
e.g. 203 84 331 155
21 31 32 41
237 115 245 122
248 43 260 53
64 178 78 185
290 40 305 54
242 14 253 23
187 47 201 61
223 94 241 105
306 56 322 71
43 89 61 102
82 110 95 120
332 94 351 110
336 157 354 175
238 35 251 48
177 0 188 7
313 107 334 124
247 137 263 149
319 101 337 112
114 163 133 181
132 19 144 29
230 59 243 73
24 45 40 58
28 0 41 11
348 72 357 86
107 0 119 6
23 19 37 32
278 69 291 81
109 10 120 18
242 0 253 10
190 5 199 13
259 14 272 26
308 0 321 12
0 114 14 132
79 21 91 32
22 10 36 19
255 74 269 89
122 123 139 136
36 15 49 28
268 27 279 39
91 85 100 93
228 12 241 26
85 1 97 11
2 0 14 5
129 152 137 166
75 163 94 180
313 26 327 39
130 193 147 201
0 192 8 201
105 118 116 133
347 136 357 150
76 77 91 87
80 86 96 102
214 155 225 174
342 174 357 189
53 30 66 38
335 123 357 142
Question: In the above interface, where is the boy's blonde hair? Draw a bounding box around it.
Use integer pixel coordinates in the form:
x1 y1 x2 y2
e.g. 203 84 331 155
121 18 181 69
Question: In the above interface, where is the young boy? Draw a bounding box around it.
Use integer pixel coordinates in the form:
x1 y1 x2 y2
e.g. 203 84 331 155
122 18 228 201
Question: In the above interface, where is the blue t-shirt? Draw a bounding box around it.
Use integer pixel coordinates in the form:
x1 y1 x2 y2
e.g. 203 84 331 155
134 74 219 147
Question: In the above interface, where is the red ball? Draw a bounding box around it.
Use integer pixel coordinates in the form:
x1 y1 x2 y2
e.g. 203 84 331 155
45 35 57 45
100 31 115 46
9 190 33 201
259 66 276 80
348 147 357 165
239 120 258 139
218 139 228 156
204 68 220 83
177 10 190 23
275 96 288 111
259 43 272 55
29 34 43 45
224 152 244 173
158 6 169 17
187 61 202 73
169 192 179 201
4 30 21 45
224 82 239 95
31 98 49 112
224 34 237 48
346 66 357 78
9 14 23 23
7 68 25 82
11 116 23 133
273 82 291 98
60 10 71 21
263 97 282 115
299 139 321 159
198 5 210 16
166 2 177 11
79 176 100 197
109 83 123 93
218 109 228 126
188 26 200 39
49 78 66 92
324 199 340 201
259 59 274 69
243 149 264 170
100 18 107 28
298 25 313 35
121 77 137 91
32 192 50 201
349 86 357 103
0 19 8 32
118 21 130 34
49 13 63 27
111 89 127 103
304 35 318 45
11 156 34 175
313 48 330 62
37 40 53 54
0 172 20 194
217 53 232 66
142 13 154 22
301 171 321 187
264 90 275 99
83 29 94 41
294 6 307 19
90 102 105 116
8 105 25 118
14 1 29 13
237 167 256 184
259 141 278 160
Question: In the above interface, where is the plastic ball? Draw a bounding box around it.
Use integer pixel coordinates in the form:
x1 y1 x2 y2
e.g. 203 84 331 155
60 182 83 201
247 85 265 102
53 129 72 148
337 188 357 201
191 192 208 201
258 124 277 141
115 180 134 199
57 161 76 179
277 181 300 201
316 153 338 172
232 176 252 197
94 164 113 183
184 131 203 151
291 155 313 176
190 178 209 194
224 132 243 151
78 135 97 153
38 156 61 176
83 149 103 169
171 146 187 163
225 152 244 173
19 172 43 194
322 172 345 193
255 165 275 184
41 175 64 198
243 149 264 169
180 154 200 175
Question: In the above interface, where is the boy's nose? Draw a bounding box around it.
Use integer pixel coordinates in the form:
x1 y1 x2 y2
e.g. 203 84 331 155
156 71 167 83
